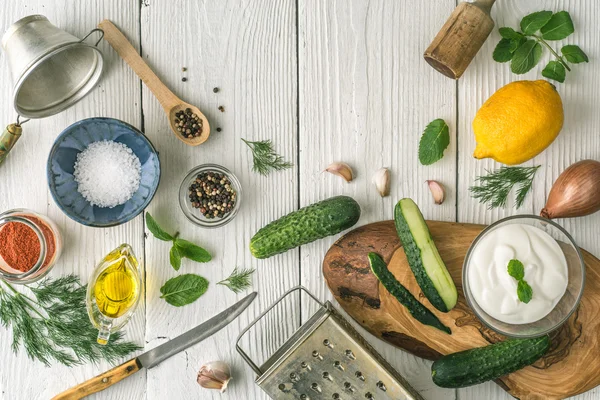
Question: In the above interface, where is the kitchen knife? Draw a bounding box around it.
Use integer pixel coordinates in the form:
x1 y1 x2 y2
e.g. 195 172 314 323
52 292 257 400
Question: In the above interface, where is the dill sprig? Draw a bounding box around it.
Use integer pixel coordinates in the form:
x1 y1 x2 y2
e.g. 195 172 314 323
0 275 141 367
242 138 293 176
217 266 256 294
469 165 540 209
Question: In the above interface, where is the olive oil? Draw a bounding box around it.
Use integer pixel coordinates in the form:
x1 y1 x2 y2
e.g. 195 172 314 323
86 244 142 345
93 257 138 318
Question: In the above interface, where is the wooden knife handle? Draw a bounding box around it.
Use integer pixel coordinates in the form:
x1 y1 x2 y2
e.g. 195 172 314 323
51 358 141 400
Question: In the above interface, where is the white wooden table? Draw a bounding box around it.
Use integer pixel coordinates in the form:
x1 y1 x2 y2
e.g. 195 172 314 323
1 1 598 399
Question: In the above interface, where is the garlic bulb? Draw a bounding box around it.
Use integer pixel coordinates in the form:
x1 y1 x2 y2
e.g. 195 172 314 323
325 162 353 182
372 168 391 197
197 361 232 393
427 180 446 205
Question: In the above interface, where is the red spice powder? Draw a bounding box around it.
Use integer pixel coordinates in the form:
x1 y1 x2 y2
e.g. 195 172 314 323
0 216 56 273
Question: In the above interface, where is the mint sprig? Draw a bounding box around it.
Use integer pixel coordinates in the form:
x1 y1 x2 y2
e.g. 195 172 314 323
146 212 212 270
507 259 533 304
507 259 525 280
418 119 450 166
492 10 588 83
517 280 533 304
160 274 209 307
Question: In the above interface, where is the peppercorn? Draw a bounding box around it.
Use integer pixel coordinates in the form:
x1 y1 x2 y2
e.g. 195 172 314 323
188 171 236 219
218 106 225 112
216 127 222 132
182 77 187 82
213 87 219 93
174 109 203 138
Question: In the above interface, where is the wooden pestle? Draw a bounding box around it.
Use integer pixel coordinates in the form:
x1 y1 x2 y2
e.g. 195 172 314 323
424 0 496 79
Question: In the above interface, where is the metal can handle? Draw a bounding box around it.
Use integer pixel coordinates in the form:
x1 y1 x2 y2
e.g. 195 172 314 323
236 286 324 376
80 28 104 47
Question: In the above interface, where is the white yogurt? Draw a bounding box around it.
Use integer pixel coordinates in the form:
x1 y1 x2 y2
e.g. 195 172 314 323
468 223 568 324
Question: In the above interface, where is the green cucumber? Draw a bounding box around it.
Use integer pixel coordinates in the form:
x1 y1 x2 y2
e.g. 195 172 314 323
432 335 550 388
250 196 361 259
368 252 451 334
394 198 457 312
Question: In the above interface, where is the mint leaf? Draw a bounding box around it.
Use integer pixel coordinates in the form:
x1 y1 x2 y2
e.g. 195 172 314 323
540 11 574 41
160 274 209 307
493 39 514 62
517 280 533 303
509 37 527 53
507 259 525 280
542 61 566 83
511 39 542 74
175 239 212 263
520 11 553 35
418 119 450 166
499 27 523 40
145 212 174 241
170 246 181 271
561 45 589 63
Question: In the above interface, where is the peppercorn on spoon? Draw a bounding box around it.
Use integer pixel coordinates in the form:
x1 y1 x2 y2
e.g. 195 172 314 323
98 20 210 146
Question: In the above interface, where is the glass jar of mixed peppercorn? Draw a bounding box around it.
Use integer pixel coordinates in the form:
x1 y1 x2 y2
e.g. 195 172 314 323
178 164 242 228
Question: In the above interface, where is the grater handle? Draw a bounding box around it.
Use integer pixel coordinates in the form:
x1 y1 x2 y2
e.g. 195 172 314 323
236 286 324 376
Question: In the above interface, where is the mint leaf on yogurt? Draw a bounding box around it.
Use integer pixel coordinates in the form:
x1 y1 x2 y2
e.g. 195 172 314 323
517 280 533 303
508 259 533 303
507 259 525 280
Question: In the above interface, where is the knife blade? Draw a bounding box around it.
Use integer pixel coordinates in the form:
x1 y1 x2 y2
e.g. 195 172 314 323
52 292 257 400
138 291 256 368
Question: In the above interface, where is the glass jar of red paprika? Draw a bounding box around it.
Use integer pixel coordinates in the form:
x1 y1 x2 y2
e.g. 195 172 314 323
0 209 63 284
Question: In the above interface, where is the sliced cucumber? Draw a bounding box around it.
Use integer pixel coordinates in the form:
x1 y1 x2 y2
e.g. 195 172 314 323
394 198 457 312
368 252 451 334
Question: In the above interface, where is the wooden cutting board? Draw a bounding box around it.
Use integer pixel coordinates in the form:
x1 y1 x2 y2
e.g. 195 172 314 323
322 220 600 400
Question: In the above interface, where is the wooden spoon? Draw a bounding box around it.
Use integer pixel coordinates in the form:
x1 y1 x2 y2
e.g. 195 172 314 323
98 20 210 146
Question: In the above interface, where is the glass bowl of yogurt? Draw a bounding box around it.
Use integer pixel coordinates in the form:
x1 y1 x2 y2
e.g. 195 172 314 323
463 215 585 338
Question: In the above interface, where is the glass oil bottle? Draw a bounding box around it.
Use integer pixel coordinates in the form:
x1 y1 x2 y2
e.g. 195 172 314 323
86 244 142 345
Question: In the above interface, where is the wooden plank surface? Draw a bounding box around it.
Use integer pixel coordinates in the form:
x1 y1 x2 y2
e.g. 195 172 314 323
139 1 298 399
0 0 599 399
298 1 457 399
456 1 600 399
0 2 145 400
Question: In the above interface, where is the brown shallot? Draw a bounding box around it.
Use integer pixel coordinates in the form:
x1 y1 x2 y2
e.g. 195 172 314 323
540 160 600 219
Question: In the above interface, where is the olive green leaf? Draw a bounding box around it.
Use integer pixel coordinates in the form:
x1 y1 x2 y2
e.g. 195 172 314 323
175 239 212 263
561 45 589 63
145 212 174 241
493 39 514 63
507 259 525 281
170 246 182 271
498 27 523 40
542 61 566 83
517 280 533 304
418 119 450 166
520 11 553 35
540 11 574 41
509 36 527 53
511 39 542 74
160 274 209 307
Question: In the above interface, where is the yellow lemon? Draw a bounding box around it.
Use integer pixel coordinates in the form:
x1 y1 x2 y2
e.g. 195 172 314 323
473 80 563 165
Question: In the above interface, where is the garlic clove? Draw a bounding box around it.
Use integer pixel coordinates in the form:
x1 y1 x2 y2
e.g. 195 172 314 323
198 361 232 393
427 180 446 205
372 168 391 197
325 162 353 182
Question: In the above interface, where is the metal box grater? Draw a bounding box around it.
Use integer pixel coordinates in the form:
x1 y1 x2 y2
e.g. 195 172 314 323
237 287 424 400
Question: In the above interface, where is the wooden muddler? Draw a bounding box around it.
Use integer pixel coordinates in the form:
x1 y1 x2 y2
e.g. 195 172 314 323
424 0 496 79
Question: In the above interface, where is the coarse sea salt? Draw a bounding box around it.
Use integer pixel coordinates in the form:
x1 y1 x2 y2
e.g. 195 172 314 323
73 140 142 208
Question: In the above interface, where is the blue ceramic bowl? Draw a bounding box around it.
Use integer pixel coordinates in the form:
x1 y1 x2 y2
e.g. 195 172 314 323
47 118 160 227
